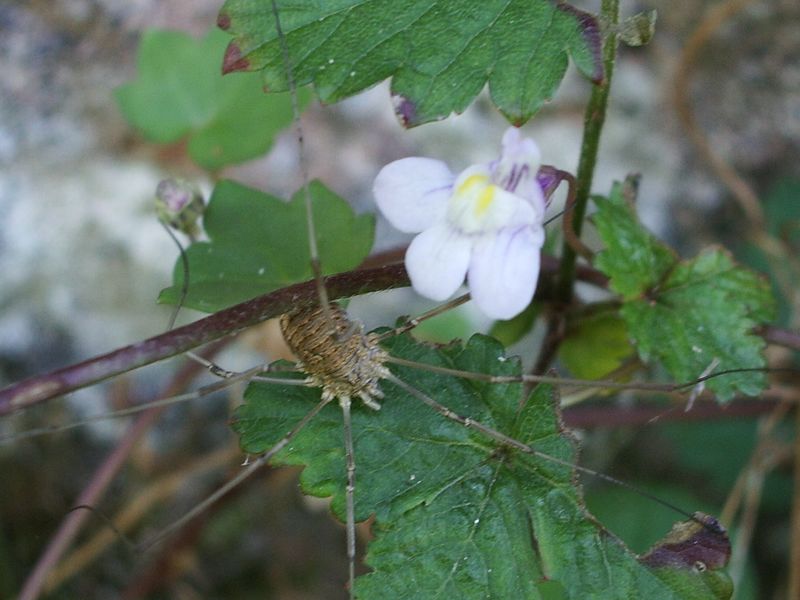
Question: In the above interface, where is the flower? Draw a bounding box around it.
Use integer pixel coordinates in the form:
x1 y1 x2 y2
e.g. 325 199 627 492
155 178 205 238
373 127 547 320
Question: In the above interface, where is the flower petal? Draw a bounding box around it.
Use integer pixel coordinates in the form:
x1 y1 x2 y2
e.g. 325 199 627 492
500 127 541 170
373 157 454 233
405 224 471 301
467 225 544 320
493 127 545 215
448 165 537 234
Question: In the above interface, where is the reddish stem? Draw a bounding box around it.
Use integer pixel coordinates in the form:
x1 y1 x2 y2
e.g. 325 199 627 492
17 344 222 600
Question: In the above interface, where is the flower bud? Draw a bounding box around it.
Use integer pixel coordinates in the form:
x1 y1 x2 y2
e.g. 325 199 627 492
155 178 204 237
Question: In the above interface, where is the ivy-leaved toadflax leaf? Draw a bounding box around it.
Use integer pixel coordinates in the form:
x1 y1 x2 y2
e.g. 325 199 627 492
217 0 603 127
158 179 374 312
116 28 308 170
234 333 731 599
593 179 776 401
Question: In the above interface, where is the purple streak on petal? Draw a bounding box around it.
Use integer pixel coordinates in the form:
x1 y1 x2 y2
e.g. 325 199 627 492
425 184 453 197
508 164 530 193
536 165 565 206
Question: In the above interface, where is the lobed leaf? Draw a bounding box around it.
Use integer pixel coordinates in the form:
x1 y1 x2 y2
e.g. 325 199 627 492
116 28 308 169
158 179 374 312
217 0 603 127
234 332 731 598
592 179 776 401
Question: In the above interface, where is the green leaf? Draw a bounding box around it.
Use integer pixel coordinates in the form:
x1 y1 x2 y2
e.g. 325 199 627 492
234 333 731 599
217 0 603 127
592 180 675 300
158 180 374 312
592 180 776 401
489 301 540 347
559 313 634 380
116 28 308 170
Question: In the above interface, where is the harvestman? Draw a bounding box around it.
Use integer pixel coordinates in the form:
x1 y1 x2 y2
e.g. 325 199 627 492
4 2 743 597
2 272 735 598
133 295 732 598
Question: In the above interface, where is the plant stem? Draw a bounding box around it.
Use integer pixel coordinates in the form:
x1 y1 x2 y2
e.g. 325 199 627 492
0 256 608 415
556 0 620 302
16 350 216 600
0 264 408 416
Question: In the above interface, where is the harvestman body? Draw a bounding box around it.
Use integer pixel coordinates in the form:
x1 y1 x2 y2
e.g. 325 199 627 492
281 303 389 411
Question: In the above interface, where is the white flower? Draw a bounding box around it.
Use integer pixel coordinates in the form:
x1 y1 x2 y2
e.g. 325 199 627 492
373 127 547 320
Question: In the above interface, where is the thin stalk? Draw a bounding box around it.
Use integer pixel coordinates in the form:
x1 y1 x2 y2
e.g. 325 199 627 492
16 347 220 600
556 0 620 302
0 256 606 415
268 0 336 332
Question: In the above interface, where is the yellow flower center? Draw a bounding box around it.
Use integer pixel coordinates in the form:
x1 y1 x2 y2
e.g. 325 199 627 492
447 172 515 234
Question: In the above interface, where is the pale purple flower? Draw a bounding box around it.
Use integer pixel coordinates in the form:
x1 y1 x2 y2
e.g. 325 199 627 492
373 127 547 320
155 178 205 237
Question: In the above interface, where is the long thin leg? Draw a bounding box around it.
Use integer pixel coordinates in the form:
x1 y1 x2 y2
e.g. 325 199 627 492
385 373 699 521
340 396 357 600
267 0 340 335
376 294 472 342
1 365 310 444
137 395 332 552
385 355 771 396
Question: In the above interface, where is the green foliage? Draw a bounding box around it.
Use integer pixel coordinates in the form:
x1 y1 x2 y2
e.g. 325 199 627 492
663 420 794 516
116 28 308 170
736 178 800 327
586 484 713 555
234 333 731 599
489 301 540 347
559 313 635 380
159 180 374 312
592 180 775 401
217 0 603 127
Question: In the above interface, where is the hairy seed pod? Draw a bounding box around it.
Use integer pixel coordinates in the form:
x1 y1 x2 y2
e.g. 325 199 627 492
280 303 389 409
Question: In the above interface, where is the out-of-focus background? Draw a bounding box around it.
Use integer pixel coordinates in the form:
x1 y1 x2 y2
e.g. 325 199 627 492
1 1 798 598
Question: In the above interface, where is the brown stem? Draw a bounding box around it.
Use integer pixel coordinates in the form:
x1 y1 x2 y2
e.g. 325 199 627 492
759 325 800 352
562 397 781 429
0 255 616 415
3 252 794 418
16 344 221 600
560 170 594 262
0 264 410 415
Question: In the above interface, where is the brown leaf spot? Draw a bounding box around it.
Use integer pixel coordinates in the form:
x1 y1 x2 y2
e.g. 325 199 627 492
217 12 231 31
222 41 250 74
640 512 730 571
392 93 417 128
